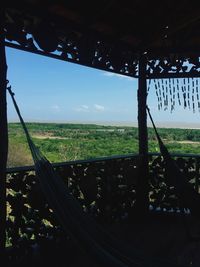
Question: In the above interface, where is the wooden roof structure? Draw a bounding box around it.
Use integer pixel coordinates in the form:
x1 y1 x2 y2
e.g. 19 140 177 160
4 0 200 78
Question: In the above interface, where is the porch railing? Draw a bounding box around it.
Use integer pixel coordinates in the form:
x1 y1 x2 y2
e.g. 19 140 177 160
5 152 200 254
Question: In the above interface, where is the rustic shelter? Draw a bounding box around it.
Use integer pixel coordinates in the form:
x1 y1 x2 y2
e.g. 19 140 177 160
1 1 200 266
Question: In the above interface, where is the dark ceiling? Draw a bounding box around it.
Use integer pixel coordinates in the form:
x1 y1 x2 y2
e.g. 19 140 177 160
4 0 200 78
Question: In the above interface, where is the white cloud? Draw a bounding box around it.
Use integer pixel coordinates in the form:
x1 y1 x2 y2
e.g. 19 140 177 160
75 104 105 113
75 105 89 112
81 105 89 109
94 104 105 111
51 105 61 112
103 72 133 81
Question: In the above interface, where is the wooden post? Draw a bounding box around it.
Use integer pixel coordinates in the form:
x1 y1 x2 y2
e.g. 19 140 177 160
135 54 149 216
0 12 8 253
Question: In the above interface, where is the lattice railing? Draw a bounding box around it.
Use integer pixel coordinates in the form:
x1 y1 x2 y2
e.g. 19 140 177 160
5 153 200 263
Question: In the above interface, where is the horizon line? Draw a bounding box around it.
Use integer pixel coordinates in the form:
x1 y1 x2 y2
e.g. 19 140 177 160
7 120 200 129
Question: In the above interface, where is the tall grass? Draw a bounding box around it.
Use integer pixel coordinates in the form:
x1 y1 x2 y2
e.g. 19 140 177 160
7 139 33 167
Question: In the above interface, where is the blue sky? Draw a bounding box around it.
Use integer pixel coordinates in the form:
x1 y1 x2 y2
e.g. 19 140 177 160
6 47 200 127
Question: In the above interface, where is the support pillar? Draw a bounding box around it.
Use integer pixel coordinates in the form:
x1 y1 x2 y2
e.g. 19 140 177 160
0 12 8 253
135 54 149 216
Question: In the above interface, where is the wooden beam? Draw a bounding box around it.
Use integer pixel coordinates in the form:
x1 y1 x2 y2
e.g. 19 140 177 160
147 71 200 79
135 54 149 216
0 11 8 254
5 41 138 78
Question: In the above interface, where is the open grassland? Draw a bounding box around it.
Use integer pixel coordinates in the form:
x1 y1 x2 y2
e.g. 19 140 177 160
7 122 200 167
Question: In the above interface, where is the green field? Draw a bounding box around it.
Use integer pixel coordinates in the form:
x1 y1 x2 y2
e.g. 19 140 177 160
7 122 200 167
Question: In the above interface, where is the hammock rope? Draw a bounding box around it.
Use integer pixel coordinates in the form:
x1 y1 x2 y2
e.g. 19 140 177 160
146 105 200 218
8 84 186 267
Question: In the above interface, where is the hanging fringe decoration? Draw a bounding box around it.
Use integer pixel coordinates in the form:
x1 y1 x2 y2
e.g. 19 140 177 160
157 79 162 110
153 79 161 110
151 77 200 112
187 78 191 110
162 79 168 110
192 78 195 113
161 79 166 110
156 79 162 110
196 78 200 112
168 78 173 112
176 79 181 106
147 79 151 94
165 79 168 109
172 79 176 110
183 78 187 109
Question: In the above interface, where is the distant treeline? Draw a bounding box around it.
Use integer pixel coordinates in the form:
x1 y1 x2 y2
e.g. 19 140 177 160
8 122 200 142
7 123 200 167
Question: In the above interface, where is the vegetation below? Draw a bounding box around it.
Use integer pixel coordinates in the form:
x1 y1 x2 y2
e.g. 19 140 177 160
7 122 200 167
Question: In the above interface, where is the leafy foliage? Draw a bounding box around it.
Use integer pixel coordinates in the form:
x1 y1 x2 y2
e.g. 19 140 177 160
7 123 200 167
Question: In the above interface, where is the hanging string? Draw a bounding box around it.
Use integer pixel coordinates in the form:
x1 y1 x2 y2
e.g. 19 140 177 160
161 79 166 110
157 79 162 110
168 78 173 112
176 79 181 106
192 78 195 113
147 79 151 94
182 78 187 109
172 78 176 111
157 80 162 109
196 78 200 112
152 77 200 112
165 79 168 109
154 79 161 110
187 78 191 110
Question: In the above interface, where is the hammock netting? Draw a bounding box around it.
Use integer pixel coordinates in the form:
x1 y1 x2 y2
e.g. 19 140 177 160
7 84 196 267
146 106 200 218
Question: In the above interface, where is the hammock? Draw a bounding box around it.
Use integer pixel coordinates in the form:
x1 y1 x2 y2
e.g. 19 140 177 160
147 106 200 218
7 86 186 267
